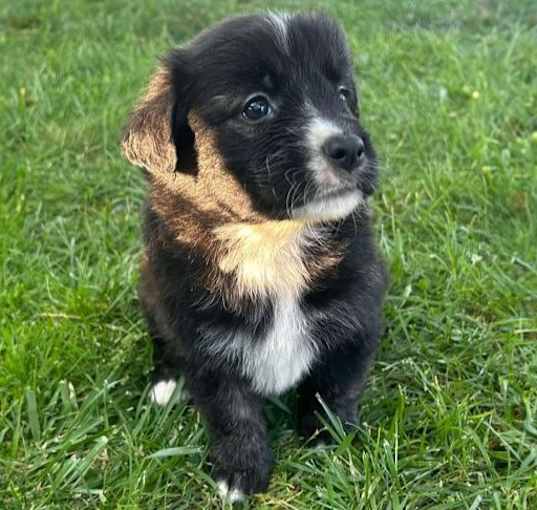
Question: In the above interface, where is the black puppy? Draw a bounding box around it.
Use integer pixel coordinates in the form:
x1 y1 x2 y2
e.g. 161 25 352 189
122 11 387 502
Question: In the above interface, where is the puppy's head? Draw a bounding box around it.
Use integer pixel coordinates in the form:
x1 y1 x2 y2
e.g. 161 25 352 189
123 12 377 223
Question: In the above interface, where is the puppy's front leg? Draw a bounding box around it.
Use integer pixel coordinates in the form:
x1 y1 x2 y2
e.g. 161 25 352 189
297 340 377 443
188 374 273 501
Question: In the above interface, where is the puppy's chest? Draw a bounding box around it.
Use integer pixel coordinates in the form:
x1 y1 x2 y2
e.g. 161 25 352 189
238 292 314 395
211 221 337 395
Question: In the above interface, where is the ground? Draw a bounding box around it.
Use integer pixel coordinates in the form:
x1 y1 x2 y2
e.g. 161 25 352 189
1 0 536 508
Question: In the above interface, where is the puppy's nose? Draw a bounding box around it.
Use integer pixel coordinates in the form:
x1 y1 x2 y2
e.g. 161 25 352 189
322 135 365 172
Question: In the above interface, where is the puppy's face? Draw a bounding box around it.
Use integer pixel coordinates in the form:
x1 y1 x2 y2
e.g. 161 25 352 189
159 13 377 222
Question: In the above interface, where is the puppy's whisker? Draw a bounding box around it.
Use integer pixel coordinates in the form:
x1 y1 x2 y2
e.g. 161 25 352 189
285 183 297 217
285 176 300 215
290 180 305 216
302 180 316 209
285 173 303 218
351 209 359 237
264 154 279 199
283 166 297 187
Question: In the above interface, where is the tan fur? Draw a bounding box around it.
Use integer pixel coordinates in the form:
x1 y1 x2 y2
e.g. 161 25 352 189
146 114 265 252
121 68 176 173
123 66 343 306
214 220 309 299
121 66 260 226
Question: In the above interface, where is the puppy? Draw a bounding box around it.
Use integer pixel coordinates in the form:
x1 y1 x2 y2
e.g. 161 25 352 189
122 12 387 501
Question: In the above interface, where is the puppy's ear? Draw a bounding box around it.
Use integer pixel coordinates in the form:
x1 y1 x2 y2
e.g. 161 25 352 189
121 49 197 174
121 67 176 173
167 49 197 174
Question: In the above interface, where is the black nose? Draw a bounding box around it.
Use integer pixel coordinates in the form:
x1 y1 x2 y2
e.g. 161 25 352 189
322 135 365 172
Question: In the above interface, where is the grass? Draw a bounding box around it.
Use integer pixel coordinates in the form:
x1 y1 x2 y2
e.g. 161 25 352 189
1 0 536 508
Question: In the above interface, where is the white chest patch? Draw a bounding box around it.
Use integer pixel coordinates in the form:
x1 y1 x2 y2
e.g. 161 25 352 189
240 294 316 395
211 220 320 396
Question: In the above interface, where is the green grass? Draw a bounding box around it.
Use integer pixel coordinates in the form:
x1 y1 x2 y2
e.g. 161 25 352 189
1 0 536 508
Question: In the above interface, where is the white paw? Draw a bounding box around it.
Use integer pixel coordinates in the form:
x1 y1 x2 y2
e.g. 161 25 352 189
149 380 177 406
216 480 245 504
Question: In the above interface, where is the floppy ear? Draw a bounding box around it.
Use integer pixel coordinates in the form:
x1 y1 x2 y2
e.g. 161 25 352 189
121 50 197 174
121 67 176 173
167 50 197 174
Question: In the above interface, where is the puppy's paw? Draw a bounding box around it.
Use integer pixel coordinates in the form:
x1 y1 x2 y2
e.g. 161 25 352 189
214 465 270 503
298 411 326 440
216 478 245 504
299 408 358 446
299 417 332 447
212 439 273 502
149 379 177 406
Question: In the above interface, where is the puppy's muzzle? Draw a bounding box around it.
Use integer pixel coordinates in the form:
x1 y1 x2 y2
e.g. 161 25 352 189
322 134 365 173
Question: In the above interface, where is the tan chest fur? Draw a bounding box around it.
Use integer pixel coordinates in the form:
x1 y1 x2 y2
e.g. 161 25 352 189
213 220 310 300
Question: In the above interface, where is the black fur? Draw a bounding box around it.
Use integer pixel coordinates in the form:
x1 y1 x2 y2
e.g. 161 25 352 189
130 12 387 499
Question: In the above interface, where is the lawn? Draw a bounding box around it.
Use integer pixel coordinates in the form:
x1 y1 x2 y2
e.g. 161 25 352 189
1 0 536 508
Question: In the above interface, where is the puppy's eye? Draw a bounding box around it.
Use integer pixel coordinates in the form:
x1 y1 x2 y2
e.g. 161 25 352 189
339 86 351 103
242 95 271 121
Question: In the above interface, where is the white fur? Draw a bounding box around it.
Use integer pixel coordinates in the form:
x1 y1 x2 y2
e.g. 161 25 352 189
267 12 291 53
307 116 342 153
217 480 245 503
293 189 364 221
241 294 316 395
200 228 318 396
305 115 348 188
149 379 177 406
202 293 316 396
